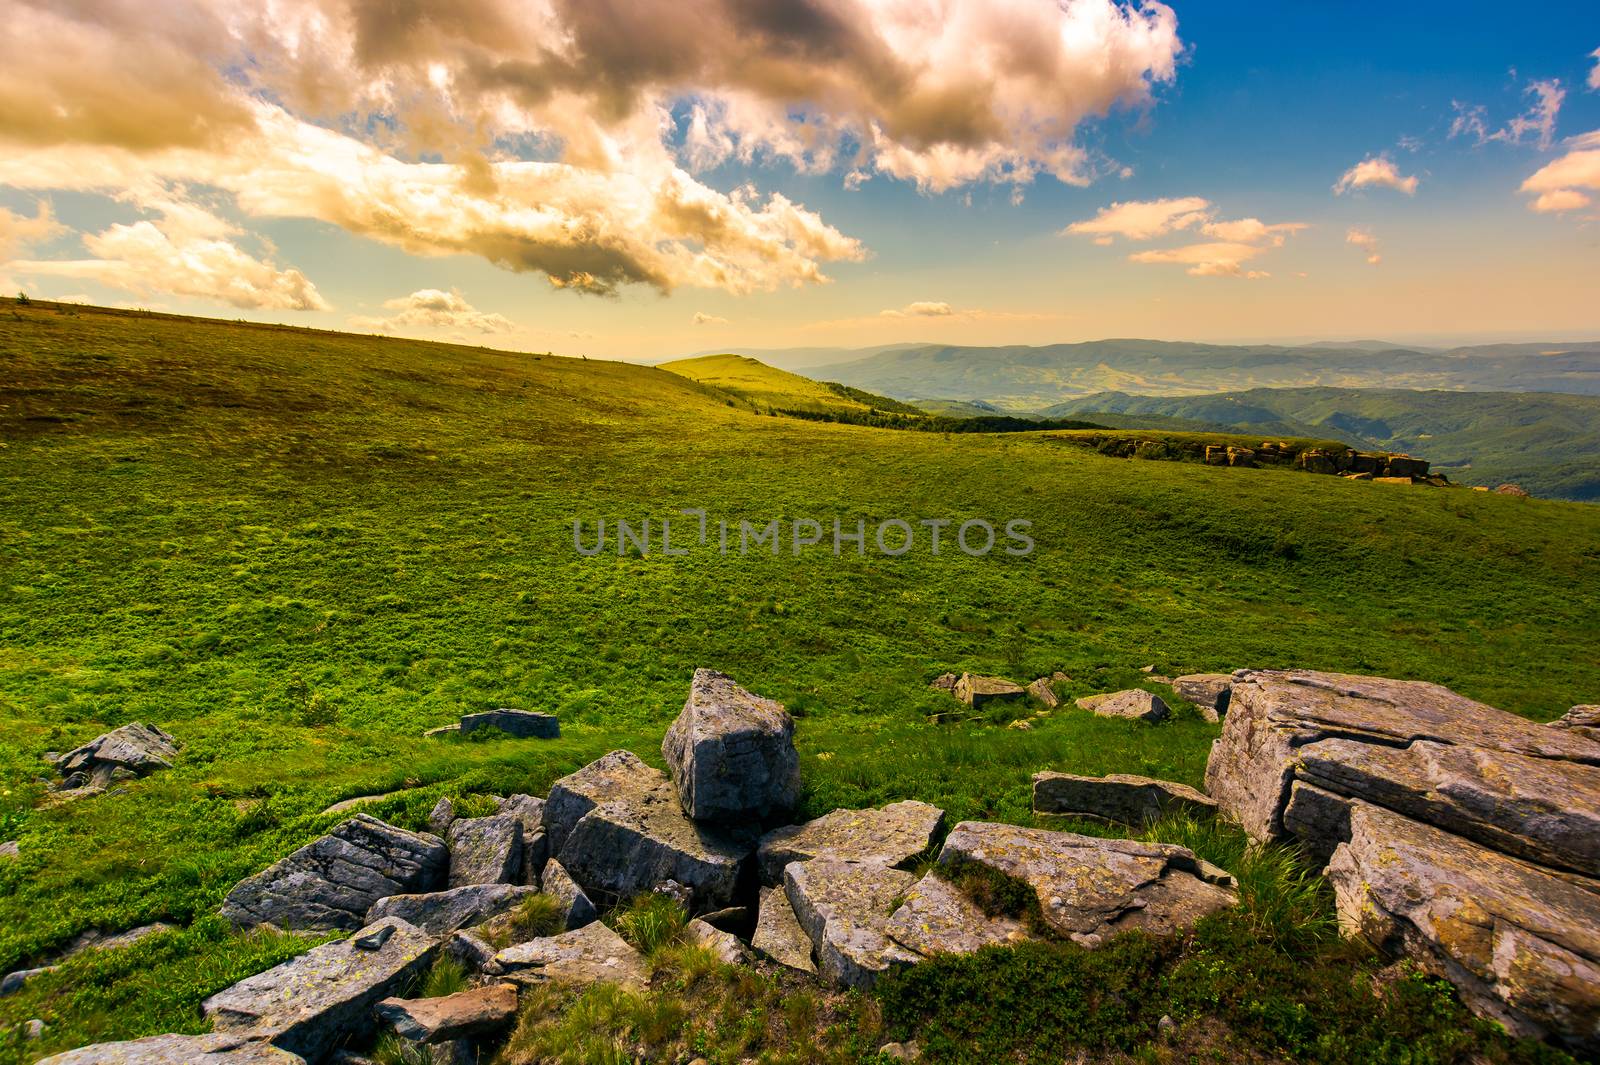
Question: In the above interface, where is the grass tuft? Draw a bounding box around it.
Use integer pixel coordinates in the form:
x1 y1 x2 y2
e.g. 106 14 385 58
609 893 688 960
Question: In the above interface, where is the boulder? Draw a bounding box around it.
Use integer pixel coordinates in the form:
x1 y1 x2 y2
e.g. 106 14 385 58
1384 455 1429 478
1326 801 1600 1054
202 918 438 1062
1171 673 1232 721
936 821 1235 945
1075 690 1169 723
38 1033 305 1064
0 840 17 861
755 800 945 886
542 750 663 857
447 813 523 887
367 884 539 936
57 722 178 779
1225 447 1254 468
1026 674 1068 709
426 797 456 837
784 859 922 989
541 859 598 929
443 928 497 973
489 921 648 991
1550 705 1600 743
1031 772 1217 826
374 983 519 1044
1203 445 1228 466
884 872 1031 957
499 794 548 885
953 674 1026 710
459 709 560 739
0 966 54 996
423 724 461 739
751 886 816 974
929 673 958 693
221 815 448 931
1298 449 1337 475
684 919 748 965
662 668 799 822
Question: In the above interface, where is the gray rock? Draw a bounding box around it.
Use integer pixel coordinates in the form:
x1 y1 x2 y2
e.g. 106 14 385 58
203 918 438 1062
756 800 945 886
447 813 523 887
499 794 548 885
684 919 748 965
937 821 1236 943
542 750 663 857
662 669 799 823
541 859 597 929
443 928 497 972
751 887 816 974
489 921 648 991
367 884 539 935
784 859 922 989
38 1033 305 1064
1032 772 1216 826
460 709 560 739
1026 675 1067 709
1171 673 1233 721
884 872 1031 957
879 1041 921 1061
222 815 448 932
374 982 519 1043
953 674 1025 709
426 797 456 837
1326 800 1600 1054
0 966 55 996
1075 690 1169 723
57 723 178 779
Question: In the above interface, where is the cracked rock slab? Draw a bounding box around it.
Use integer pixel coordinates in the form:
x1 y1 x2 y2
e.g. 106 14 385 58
542 751 664 858
756 800 945 886
203 918 438 1062
447 813 523 887
1075 690 1169 723
752 886 816 974
460 709 559 739
936 821 1235 943
222 815 448 932
375 983 519 1043
489 921 648 991
953 674 1026 709
1326 801 1600 1054
367 884 539 935
38 1033 305 1064
784 859 923 989
885 872 1032 957
662 669 799 823
1032 772 1216 826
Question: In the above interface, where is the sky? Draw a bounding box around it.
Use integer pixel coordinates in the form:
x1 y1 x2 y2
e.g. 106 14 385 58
2 0 1599 361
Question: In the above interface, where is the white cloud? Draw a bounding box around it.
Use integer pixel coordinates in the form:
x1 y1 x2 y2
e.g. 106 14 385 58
1520 132 1600 214
1064 196 1212 241
1068 197 1305 278
0 200 64 258
1198 217 1307 245
1127 241 1270 279
1590 48 1600 92
881 300 955 318
349 288 513 335
1346 227 1382 265
1450 79 1565 150
1333 156 1419 196
692 311 729 326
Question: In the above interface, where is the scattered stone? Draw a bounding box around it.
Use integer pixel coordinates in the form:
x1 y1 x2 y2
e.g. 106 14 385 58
51 723 178 795
1550 705 1600 743
1032 772 1217 826
929 673 958 693
953 674 1026 710
459 709 560 739
784 859 922 989
684 919 747 965
320 792 407 817
489 921 649 991
541 859 598 929
1326 801 1600 1054
1171 673 1233 721
751 887 816 974
423 725 461 739
697 906 749 931
1494 483 1529 497
427 797 456 837
879 1042 921 1061
1026 673 1068 709
0 841 18 861
374 983 519 1044
1158 1014 1177 1039
221 814 448 932
203 918 438 1062
447 812 524 887
367 884 539 936
756 800 945 886
543 750 663 857
38 1033 306 1064
24 1019 44 1041
662 668 799 823
653 878 694 909
884 872 1031 957
1075 690 1170 723
937 821 1236 944
0 967 55 997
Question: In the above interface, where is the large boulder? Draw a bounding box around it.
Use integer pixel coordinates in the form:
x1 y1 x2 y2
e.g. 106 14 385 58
662 669 799 823
222 815 448 931
1171 674 1233 721
542 751 663 857
884 872 1032 957
1326 801 1600 1054
500 794 549 885
202 918 438 1062
38 1033 304 1064
447 813 523 887
1075 690 1169 723
57 722 178 778
751 886 816 974
784 859 922 989
936 822 1235 946
755 800 945 886
953 673 1026 710
460 709 560 739
1032 772 1216 826
488 921 648 991
367 884 539 936
374 983 519 1044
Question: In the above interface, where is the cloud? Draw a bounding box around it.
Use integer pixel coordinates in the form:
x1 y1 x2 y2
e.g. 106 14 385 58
1333 156 1419 196
1450 78 1565 150
1346 227 1382 265
881 300 955 318
0 200 64 258
1068 197 1305 278
349 288 513 334
1063 196 1212 241
1198 217 1308 245
1591 48 1600 92
1520 131 1600 214
1127 241 1270 279
692 311 729 325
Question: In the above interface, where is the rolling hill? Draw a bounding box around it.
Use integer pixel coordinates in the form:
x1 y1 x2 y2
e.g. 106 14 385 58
658 352 922 415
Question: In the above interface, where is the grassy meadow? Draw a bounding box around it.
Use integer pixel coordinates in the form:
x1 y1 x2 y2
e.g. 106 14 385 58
1 299 1598 1062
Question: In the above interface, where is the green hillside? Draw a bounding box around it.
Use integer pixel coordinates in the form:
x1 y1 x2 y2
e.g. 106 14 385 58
659 352 921 415
2 301 1599 1061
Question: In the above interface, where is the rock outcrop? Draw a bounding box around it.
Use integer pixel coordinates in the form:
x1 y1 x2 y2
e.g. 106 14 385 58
39 1033 305 1064
1026 673 1068 709
784 859 921 989
374 983 519 1044
755 800 945 885
1550 705 1600 743
52 723 178 794
1171 674 1232 721
662 669 799 823
459 709 560 739
489 921 649 991
542 750 661 857
222 816 448 932
1075 690 1170 723
1032 772 1216 826
367 884 538 935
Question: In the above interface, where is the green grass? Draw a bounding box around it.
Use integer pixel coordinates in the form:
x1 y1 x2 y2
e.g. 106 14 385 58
659 353 919 416
1 300 1598 1060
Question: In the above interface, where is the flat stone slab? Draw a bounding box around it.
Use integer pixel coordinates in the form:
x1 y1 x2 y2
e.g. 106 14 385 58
447 812 523 887
39 1033 305 1064
937 821 1235 945
543 750 664 857
375 983 519 1043
885 872 1031 957
756 800 945 886
222 815 448 931
1075 690 1169 723
954 674 1025 709
1171 674 1233 721
489 921 648 991
1032 772 1216 826
203 918 439 1062
784 859 922 989
752 886 816 974
367 884 539 935
662 669 799 822
460 710 559 739
1327 801 1600 1054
